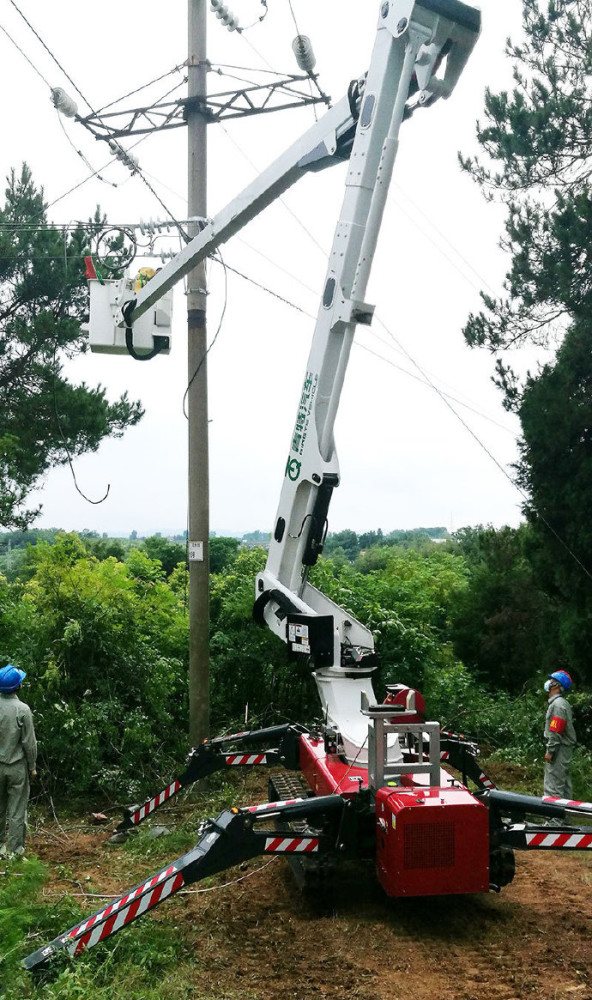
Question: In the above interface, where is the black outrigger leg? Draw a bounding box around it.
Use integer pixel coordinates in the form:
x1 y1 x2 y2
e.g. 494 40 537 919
486 788 592 853
438 730 498 791
117 724 306 832
23 793 345 973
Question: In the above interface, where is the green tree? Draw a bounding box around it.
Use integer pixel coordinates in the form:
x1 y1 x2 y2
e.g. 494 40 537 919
450 524 559 687
461 1 592 398
0 534 189 799
312 547 469 691
209 535 240 574
0 165 143 528
323 529 359 562
459 1 592 676
516 321 592 679
209 548 314 726
359 529 385 550
143 535 186 576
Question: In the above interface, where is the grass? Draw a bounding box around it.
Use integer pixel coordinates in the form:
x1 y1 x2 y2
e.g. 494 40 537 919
0 771 269 1000
3 750 592 1000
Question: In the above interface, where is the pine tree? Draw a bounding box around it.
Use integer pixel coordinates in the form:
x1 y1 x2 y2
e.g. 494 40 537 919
463 1 592 676
461 0 592 394
0 165 143 527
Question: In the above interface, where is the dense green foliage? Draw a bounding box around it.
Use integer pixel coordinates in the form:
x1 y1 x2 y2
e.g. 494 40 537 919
516 321 592 673
460 0 592 685
450 525 559 685
0 524 589 812
0 166 143 529
0 534 190 801
323 526 448 563
461 0 592 360
0 524 590 996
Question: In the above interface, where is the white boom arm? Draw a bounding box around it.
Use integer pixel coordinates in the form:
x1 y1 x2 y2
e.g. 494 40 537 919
110 0 480 757
253 0 479 753
120 97 362 327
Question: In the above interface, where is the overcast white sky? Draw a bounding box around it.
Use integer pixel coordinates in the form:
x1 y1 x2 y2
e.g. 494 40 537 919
1 0 538 538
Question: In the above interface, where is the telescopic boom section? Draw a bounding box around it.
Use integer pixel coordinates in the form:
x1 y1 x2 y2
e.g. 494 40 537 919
253 0 480 750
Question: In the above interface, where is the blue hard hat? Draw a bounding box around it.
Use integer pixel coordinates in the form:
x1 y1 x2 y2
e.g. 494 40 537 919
0 665 26 693
549 670 572 693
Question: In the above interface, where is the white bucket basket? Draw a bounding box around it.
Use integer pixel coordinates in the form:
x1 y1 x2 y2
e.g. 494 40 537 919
87 277 172 356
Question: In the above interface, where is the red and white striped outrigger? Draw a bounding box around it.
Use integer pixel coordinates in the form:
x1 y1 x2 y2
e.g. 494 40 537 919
23 724 592 973
117 724 498 834
116 724 305 832
486 789 592 852
23 793 344 972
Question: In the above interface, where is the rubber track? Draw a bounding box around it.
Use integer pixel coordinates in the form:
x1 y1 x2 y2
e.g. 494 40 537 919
268 771 336 895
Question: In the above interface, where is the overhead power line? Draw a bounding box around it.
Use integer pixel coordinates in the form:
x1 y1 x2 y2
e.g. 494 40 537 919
0 20 51 88
9 0 95 113
377 314 592 581
7 0 188 237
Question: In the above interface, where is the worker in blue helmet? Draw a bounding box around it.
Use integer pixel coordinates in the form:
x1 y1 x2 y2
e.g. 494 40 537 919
543 670 576 806
0 665 37 858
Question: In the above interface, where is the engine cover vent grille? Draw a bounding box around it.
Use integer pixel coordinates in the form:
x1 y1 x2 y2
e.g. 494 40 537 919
404 822 455 869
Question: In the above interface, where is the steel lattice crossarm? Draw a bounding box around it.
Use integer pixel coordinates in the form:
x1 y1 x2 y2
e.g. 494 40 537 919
75 73 329 141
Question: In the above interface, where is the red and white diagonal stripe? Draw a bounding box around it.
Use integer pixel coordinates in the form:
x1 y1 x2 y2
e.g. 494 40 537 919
246 798 306 814
543 796 592 814
526 831 592 849
131 781 181 825
225 754 267 766
66 866 185 956
478 772 495 789
264 836 319 853
440 751 450 760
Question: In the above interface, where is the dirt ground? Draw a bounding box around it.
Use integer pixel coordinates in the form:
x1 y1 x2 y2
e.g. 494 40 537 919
29 775 592 1000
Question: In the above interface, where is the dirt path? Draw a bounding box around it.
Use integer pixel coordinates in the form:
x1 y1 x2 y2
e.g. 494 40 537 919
29 790 592 1000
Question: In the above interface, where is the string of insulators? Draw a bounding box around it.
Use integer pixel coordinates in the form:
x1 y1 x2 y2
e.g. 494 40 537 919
210 0 240 31
108 139 139 174
139 218 174 235
292 35 316 74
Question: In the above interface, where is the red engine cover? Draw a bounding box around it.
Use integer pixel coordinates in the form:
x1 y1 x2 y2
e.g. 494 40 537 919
375 786 490 897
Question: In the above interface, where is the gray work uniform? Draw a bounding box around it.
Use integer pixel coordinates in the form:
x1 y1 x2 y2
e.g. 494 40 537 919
0 692 37 854
544 693 576 800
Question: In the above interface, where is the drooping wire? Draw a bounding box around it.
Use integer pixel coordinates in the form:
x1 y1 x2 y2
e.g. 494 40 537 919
240 0 269 31
51 339 110 506
215 257 314 317
55 113 118 189
356 339 515 436
392 183 499 298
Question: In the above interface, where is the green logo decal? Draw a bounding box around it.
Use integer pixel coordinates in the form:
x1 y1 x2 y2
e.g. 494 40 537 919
286 457 301 481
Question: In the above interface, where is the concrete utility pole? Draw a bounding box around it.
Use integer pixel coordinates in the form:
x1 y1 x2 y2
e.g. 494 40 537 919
53 1 327 747
187 0 210 744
